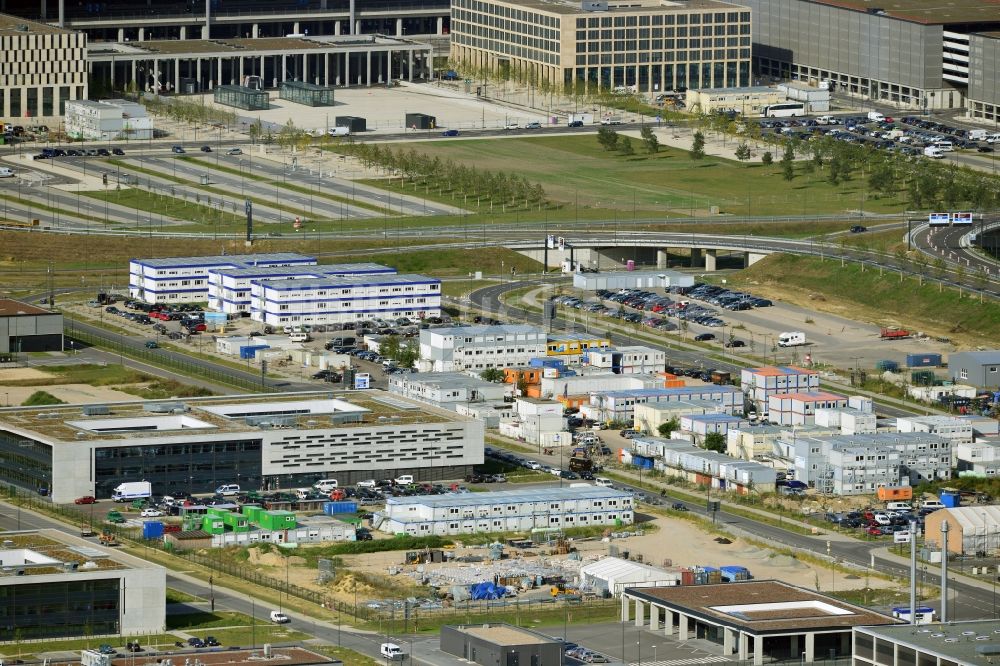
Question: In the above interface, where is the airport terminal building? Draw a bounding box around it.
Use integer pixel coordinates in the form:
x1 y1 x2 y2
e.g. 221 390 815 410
0 391 484 503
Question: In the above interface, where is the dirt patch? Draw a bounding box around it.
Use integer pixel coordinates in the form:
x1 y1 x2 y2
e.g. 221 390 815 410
0 368 52 381
0 383 141 406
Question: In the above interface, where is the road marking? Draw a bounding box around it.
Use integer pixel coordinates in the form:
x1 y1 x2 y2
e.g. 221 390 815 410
630 657 731 666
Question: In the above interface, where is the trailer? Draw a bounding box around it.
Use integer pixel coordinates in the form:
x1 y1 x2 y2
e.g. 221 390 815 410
880 327 911 340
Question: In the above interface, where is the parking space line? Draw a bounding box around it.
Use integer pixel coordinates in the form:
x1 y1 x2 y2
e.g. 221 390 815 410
629 656 731 666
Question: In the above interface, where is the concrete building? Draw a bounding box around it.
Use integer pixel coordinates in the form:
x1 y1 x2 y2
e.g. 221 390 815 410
388 372 512 411
573 270 695 291
777 81 830 112
955 440 1000 474
896 416 974 452
814 408 877 436
0 299 63 354
207 262 394 315
250 273 441 327
949 350 1000 389
623 581 896 665
854 620 1000 666
580 556 681 596
741 0 1000 111
375 486 634 535
923 506 1000 555
64 98 152 140
726 424 787 460
686 85 785 114
440 625 563 666
450 0 752 94
498 397 568 448
586 346 666 374
767 390 848 426
0 390 484 503
680 412 748 439
583 386 743 424
969 33 1000 121
0 14 87 123
129 253 316 304
0 529 165 639
790 433 951 495
635 399 732 434
418 324 548 373
740 366 819 411
540 372 659 401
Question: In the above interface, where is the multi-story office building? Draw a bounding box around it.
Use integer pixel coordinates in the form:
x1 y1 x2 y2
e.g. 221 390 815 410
740 365 819 411
376 486 634 535
0 529 165 640
450 0 752 93
251 273 441 326
582 386 742 424
0 391 484 503
969 33 1000 121
64 98 152 140
853 620 997 666
129 253 316 304
767 390 848 426
742 0 1000 110
0 14 87 123
418 324 548 373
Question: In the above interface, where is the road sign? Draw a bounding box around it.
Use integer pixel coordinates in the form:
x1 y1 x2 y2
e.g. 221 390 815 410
893 530 911 543
928 213 950 226
952 211 973 225
354 372 370 390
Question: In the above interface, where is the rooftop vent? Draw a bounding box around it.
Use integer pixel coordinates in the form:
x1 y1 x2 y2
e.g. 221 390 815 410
15 24 29 31
82 405 110 416
976 645 1000 656
581 0 608 10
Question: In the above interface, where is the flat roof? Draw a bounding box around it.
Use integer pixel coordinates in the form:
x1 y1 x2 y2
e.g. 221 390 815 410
457 624 560 646
0 12 73 34
770 391 846 401
0 390 462 443
0 299 54 317
627 581 898 634
132 253 315 269
429 324 544 336
747 365 818 376
386 486 632 508
808 0 1000 25
211 262 394 279
548 332 611 342
493 0 747 16
603 386 740 398
0 529 161 579
856 620 1000 665
399 372 501 390
257 273 439 290
88 34 427 58
692 86 777 94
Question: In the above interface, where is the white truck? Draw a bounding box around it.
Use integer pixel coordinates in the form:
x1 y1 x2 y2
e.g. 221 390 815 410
777 331 807 347
380 644 405 660
968 129 988 141
601 116 624 126
923 146 945 159
111 481 152 502
567 113 593 125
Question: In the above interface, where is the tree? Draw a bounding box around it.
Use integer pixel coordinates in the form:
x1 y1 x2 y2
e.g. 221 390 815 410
640 126 659 154
690 131 706 160
619 136 634 156
597 127 620 151
658 417 680 438
480 368 505 382
761 151 773 167
703 432 726 453
734 142 751 166
782 158 794 182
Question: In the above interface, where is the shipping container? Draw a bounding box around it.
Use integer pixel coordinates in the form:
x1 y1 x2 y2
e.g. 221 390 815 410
405 113 436 130
940 491 961 508
906 353 942 368
202 517 225 534
335 116 367 133
877 486 913 501
258 510 297 531
242 505 263 522
323 501 359 515
142 521 164 539
719 565 752 582
875 360 899 372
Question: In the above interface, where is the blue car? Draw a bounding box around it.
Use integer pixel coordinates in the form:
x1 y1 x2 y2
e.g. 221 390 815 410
441 129 460 137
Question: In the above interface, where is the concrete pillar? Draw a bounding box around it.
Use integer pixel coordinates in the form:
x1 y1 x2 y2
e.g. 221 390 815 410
805 633 815 663
58 0 64 27
678 614 688 642
252 23 259 38
384 50 391 84
753 636 764 666
303 52 309 83
180 25 187 40
325 53 330 86
139 27 145 41
131 60 137 87
663 610 674 637
217 57 222 87
407 50 413 82
366 51 372 85
152 59 159 92
657 249 668 269
195 57 201 89
293 21 300 34
319 0 326 7
334 20 341 35
621 595 630 622
110 60 116 87
437 15 443 34
344 52 350 87
174 58 180 93
648 605 659 632
238 56 244 84
282 54 287 82
117 28 124 42
396 17 403 35
690 247 704 268
704 249 718 272
738 634 748 661
634 598 645 627
40 0 46 20
723 628 735 655
354 19 360 35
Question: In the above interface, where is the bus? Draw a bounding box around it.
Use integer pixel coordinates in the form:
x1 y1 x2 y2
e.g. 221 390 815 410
760 102 805 118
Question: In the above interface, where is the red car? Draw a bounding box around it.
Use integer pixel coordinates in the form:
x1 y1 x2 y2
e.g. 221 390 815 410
74 495 97 504
866 526 882 536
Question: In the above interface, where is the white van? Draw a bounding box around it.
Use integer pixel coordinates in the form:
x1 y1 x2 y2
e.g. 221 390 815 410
924 146 945 159
867 111 885 122
289 333 310 343
0 167 14 178
314 479 339 493
921 500 945 510
215 484 240 496
595 477 614 488
380 644 404 660
777 331 806 347
357 479 377 489
968 129 988 141
328 126 351 137
816 115 835 125
395 474 414 485
988 133 1000 144
933 140 954 152
886 501 912 511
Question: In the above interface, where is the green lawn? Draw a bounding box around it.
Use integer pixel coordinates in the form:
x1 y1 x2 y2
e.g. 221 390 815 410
166 588 204 604
372 134 910 216
167 611 256 630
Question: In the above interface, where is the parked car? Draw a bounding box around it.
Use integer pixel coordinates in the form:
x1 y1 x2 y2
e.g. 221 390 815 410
226 147 243 155
171 146 186 154
140 508 163 517
75 495 97 504
724 339 746 348
200 145 213 152
441 129 460 137
270 610 290 623
694 333 716 342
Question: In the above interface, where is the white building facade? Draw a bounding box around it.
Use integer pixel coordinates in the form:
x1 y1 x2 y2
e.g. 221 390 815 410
740 365 819 410
587 346 666 374
418 324 548 372
64 98 152 140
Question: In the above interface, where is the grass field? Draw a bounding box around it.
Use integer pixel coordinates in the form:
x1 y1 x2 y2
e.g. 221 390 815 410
729 253 1000 347
375 135 910 216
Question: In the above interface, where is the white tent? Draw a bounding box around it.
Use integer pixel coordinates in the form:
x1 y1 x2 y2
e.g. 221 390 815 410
580 556 681 596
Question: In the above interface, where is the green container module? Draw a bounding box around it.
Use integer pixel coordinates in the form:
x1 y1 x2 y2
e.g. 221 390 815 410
207 507 231 519
242 505 263 522
202 517 225 534
258 510 297 531
183 514 202 531
222 512 250 532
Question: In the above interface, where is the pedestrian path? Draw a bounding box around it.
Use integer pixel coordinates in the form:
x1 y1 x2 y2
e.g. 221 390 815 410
630 656 731 666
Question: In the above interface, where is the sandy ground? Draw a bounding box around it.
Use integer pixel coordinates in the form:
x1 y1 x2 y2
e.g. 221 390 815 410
0 381 140 406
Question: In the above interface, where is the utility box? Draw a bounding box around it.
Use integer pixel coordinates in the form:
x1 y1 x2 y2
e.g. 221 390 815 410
405 113 436 130
335 116 366 133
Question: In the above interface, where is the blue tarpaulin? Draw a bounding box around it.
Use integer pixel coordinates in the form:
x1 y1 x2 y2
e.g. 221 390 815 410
469 582 505 600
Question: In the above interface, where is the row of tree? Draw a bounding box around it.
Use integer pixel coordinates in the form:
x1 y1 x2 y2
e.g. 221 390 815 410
336 142 547 210
142 96 239 129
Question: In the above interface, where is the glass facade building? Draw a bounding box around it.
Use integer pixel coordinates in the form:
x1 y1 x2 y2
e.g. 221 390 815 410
0 578 120 639
213 85 269 110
